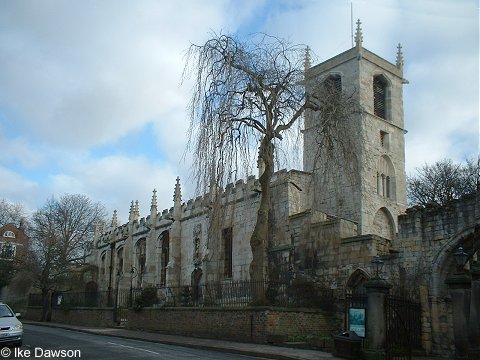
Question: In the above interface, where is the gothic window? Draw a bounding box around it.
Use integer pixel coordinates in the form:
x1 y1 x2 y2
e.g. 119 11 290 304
136 239 146 275
101 252 106 276
160 232 169 286
376 155 396 200
223 227 233 278
373 75 389 119
117 247 124 275
193 224 202 266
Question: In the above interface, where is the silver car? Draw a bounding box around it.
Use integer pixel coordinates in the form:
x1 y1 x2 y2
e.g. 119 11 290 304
0 303 23 347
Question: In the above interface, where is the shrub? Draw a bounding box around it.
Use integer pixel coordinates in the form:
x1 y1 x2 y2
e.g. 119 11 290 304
133 287 158 311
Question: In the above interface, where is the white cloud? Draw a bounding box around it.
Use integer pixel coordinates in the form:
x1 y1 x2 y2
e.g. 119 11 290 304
0 0 477 220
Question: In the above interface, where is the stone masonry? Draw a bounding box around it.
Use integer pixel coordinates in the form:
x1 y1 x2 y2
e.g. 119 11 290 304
87 22 479 356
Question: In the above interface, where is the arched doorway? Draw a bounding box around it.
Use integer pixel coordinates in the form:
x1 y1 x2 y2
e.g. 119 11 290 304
346 268 370 295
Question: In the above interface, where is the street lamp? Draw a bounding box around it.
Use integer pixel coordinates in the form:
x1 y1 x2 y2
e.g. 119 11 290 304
371 255 384 279
453 244 468 273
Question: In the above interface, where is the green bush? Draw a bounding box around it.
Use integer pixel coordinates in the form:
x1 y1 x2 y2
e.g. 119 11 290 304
133 287 158 311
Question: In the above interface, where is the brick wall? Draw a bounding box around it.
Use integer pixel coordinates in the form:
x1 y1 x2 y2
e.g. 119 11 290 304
126 307 335 343
24 306 335 344
25 306 114 327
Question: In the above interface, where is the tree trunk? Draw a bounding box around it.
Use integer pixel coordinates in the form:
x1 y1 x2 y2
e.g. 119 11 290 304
40 288 51 322
249 137 273 305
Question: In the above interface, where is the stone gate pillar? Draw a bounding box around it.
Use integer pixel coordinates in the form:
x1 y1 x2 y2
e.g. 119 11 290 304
445 270 471 359
468 261 480 359
365 278 391 359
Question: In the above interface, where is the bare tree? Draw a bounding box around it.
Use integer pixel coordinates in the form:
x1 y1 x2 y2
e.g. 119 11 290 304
184 33 358 302
407 157 479 207
0 198 29 229
30 194 106 321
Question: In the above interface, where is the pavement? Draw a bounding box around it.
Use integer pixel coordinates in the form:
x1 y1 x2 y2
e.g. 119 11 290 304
23 320 342 360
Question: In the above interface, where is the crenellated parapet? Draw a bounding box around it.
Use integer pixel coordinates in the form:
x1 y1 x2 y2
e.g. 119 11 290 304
398 193 478 246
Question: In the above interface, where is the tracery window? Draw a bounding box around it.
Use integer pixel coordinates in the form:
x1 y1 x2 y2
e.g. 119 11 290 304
101 252 106 276
160 232 169 286
193 224 202 266
117 247 124 275
136 239 146 274
376 155 395 199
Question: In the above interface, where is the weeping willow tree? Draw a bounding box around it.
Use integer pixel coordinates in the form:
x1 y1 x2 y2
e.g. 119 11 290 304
184 33 359 303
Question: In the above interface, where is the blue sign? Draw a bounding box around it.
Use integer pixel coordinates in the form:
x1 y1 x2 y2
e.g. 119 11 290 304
349 308 365 337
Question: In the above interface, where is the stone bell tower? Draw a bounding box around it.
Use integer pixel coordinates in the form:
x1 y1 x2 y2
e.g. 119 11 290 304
303 20 407 239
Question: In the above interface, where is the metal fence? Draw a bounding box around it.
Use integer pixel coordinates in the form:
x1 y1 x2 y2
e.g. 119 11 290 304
28 291 112 308
129 280 335 309
28 280 336 310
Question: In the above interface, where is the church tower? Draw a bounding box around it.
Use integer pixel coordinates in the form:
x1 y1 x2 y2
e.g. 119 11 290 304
303 20 407 239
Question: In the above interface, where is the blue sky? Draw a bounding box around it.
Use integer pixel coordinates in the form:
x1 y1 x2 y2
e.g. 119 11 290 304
0 0 478 223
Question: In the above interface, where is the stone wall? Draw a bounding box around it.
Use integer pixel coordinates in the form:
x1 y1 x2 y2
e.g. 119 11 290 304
127 307 335 344
25 306 114 327
24 306 336 345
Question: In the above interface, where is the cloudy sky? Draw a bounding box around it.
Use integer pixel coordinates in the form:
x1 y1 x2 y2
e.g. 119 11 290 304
0 0 478 222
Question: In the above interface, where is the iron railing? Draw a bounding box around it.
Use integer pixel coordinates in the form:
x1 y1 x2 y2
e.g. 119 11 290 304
28 291 112 308
28 280 336 310
130 280 335 308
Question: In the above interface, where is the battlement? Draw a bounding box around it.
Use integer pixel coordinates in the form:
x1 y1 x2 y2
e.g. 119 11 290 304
398 193 478 243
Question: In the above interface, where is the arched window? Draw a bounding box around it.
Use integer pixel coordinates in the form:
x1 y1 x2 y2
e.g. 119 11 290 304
376 155 396 200
373 75 389 119
101 252 106 276
3 231 15 238
136 239 147 275
117 247 124 275
159 232 169 286
223 227 233 278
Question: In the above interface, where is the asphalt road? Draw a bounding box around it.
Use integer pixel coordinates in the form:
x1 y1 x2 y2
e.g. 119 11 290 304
2 324 267 360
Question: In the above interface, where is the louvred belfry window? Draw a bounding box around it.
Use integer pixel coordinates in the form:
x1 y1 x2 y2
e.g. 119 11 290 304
373 75 387 119
325 74 342 95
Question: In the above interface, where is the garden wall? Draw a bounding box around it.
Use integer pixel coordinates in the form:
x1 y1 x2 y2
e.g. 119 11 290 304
25 306 336 345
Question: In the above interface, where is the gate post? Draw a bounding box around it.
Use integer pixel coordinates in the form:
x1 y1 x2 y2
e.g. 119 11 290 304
468 261 480 359
364 278 391 360
445 269 471 359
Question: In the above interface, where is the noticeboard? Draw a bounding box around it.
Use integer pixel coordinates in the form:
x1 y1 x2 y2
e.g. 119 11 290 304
348 308 365 338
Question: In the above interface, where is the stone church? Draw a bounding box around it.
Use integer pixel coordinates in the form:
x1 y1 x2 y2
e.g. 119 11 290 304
88 22 479 354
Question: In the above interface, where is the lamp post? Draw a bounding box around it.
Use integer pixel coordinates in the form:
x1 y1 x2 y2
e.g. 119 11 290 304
445 244 471 359
130 267 137 307
364 255 391 357
371 255 384 279
454 244 468 273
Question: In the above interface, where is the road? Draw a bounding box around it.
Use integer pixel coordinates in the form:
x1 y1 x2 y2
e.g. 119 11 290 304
2 324 267 360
